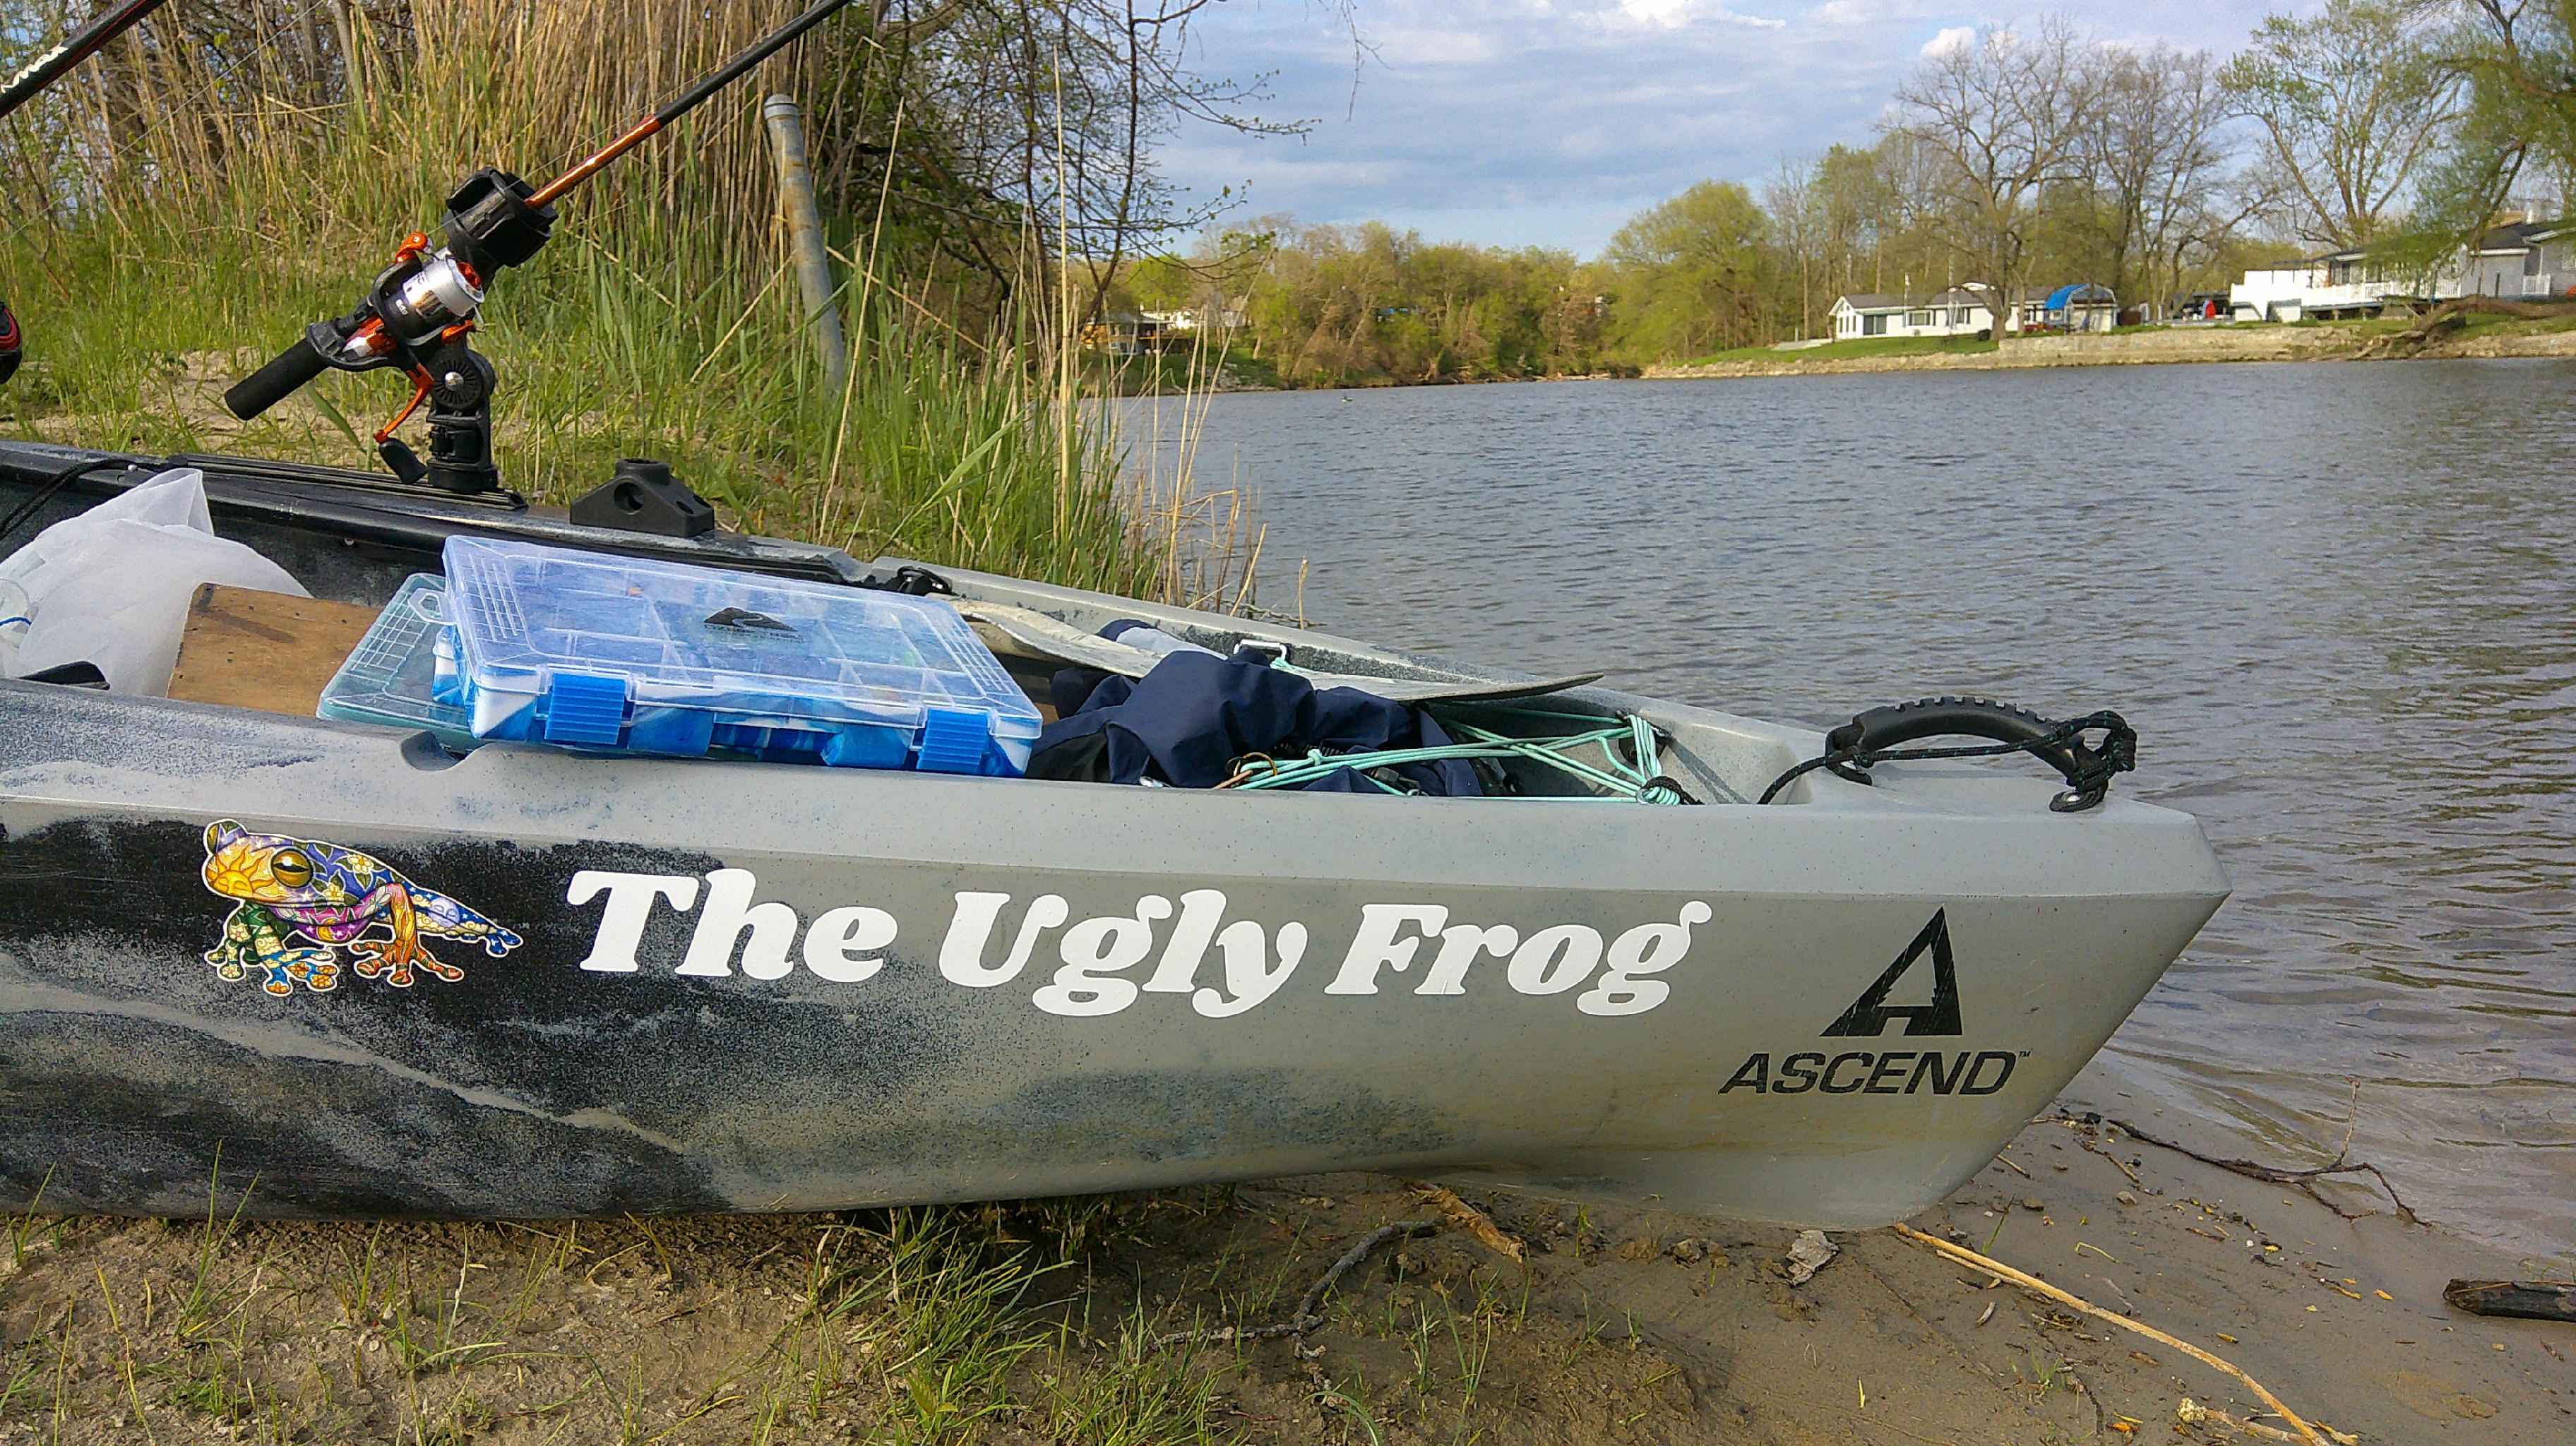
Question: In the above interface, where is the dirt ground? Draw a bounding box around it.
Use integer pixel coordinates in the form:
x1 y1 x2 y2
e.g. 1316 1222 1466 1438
1 1084 2570 1444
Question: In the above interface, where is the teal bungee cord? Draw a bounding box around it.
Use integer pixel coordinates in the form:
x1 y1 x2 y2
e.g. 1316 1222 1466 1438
1220 706 1695 803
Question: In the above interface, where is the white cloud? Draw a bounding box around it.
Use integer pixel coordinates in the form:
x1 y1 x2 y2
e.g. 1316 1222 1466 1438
1159 1 2277 253
1921 25 1976 56
1611 0 1789 30
1368 25 1507 65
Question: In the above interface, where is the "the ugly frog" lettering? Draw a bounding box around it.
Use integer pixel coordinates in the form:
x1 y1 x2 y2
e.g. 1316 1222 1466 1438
564 868 1710 1019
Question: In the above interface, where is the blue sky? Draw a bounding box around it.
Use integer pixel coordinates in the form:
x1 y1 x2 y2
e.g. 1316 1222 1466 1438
1160 1 2285 255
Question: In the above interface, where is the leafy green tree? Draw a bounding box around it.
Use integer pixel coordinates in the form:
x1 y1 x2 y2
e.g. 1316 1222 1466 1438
2406 2 2576 251
1599 180 1777 359
2221 1 2460 248
1222 221 1592 383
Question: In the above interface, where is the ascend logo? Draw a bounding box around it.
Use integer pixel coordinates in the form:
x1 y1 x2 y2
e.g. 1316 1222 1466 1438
1821 909 1961 1037
1718 909 2018 1099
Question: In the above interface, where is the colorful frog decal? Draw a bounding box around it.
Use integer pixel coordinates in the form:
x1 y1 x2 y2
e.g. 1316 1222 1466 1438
198 820 523 996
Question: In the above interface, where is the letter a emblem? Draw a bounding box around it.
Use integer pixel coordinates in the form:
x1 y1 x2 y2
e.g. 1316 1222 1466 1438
1820 910 1962 1038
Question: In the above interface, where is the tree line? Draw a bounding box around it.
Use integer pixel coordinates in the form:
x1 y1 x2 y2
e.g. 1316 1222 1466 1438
1111 1 2576 383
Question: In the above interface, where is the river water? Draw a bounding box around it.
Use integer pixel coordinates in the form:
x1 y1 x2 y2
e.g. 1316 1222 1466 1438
1133 360 2576 1260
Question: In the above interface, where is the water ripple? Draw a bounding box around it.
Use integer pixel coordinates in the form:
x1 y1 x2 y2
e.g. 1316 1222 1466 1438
1153 360 2576 1257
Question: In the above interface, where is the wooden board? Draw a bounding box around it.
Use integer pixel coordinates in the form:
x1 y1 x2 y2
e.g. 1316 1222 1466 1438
167 585 381 718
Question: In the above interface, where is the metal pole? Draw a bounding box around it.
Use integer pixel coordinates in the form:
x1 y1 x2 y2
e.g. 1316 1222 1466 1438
762 94 847 393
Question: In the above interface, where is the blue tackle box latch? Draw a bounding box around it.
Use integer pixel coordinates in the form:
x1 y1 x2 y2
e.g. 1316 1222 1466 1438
914 707 993 774
544 671 629 746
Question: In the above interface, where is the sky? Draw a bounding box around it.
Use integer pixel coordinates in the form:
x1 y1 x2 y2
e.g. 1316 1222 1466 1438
1158 1 2287 256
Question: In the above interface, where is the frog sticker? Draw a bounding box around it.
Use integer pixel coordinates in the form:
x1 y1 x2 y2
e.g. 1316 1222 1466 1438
198 820 523 996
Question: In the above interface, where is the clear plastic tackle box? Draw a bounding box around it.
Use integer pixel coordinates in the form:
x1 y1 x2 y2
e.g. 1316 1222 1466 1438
315 573 481 751
435 537 1040 774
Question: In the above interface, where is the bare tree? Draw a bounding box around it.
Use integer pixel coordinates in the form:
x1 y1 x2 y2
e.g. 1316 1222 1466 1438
1761 159 1822 339
2085 46 2259 313
1888 17 2106 330
2219 1 2459 249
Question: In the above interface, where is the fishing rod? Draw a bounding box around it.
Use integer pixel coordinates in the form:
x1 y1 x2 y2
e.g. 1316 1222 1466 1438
222 0 866 492
0 0 173 122
0 1 178 384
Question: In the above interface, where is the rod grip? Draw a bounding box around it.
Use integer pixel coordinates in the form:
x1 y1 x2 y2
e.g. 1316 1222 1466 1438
224 331 333 419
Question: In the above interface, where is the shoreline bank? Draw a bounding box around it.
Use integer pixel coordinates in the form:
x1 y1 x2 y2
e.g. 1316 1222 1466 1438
3 1066 2562 1442
1645 321 2576 381
1119 322 2576 396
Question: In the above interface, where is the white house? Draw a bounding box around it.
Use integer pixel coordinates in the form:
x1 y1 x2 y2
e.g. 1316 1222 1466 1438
2229 219 2576 321
2461 220 2575 299
1830 288 1994 339
2229 249 2418 321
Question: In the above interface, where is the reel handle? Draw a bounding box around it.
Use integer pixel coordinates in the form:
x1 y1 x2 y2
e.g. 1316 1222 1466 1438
224 325 335 419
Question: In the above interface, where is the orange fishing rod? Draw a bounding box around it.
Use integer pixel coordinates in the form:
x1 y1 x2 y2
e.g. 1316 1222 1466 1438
222 0 867 492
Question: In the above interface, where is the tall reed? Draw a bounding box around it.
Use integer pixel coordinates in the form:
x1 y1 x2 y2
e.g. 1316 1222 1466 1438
0 0 1241 603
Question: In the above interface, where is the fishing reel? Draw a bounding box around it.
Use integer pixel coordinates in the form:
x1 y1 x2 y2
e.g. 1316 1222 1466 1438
0 297 20 387
220 0 871 490
223 169 556 494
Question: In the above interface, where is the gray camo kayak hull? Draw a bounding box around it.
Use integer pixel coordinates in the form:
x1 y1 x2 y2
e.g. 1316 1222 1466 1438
0 677 2222 1226
0 446 2228 1225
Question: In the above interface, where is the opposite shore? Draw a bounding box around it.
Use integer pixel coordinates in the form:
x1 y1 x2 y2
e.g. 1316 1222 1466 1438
1162 314 2576 394
1644 316 2576 379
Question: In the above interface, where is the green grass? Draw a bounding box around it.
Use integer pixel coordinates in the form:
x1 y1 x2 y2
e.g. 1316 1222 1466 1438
1674 333 2000 366
1 217 1169 598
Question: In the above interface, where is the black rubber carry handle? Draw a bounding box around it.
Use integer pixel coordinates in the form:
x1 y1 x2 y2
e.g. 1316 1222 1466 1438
1825 695 2134 812
1828 697 2066 769
224 328 333 419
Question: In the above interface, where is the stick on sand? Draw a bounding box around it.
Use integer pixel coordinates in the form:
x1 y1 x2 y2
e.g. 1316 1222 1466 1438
1890 1223 2334 1446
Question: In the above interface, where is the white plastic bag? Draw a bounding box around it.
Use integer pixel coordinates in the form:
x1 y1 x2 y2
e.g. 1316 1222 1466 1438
0 467 309 695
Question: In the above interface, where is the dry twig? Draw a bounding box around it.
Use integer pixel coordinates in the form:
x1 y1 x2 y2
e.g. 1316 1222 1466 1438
1890 1224 2336 1446
1151 1219 1435 1351
1405 1182 1524 1264
2180 1397 2357 1445
2083 1111 2421 1224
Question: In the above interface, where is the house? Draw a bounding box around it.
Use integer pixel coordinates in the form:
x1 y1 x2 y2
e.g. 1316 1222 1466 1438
2460 220 2575 299
2228 218 2576 321
1830 294 1903 337
1829 289 1993 340
1079 312 1161 356
2229 249 2416 321
1095 297 1248 353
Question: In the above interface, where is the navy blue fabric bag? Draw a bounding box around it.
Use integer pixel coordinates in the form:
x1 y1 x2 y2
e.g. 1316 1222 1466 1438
1028 650 1479 796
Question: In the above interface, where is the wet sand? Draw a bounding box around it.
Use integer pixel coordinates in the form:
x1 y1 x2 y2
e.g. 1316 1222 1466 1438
1435 1064 2575 1444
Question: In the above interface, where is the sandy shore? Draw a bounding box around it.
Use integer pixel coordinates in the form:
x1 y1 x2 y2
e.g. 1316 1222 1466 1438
2 1056 2565 1443
1642 323 2576 381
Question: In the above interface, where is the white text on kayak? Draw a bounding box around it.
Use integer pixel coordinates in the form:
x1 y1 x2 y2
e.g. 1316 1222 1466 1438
564 869 1710 1017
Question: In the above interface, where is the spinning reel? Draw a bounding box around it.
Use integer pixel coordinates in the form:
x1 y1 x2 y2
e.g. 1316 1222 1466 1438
222 170 554 494
215 0 865 494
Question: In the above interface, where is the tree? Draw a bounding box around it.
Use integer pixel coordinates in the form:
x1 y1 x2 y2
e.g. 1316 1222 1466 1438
1762 160 1823 340
2407 1 2576 250
2220 2 2459 249
2083 46 2262 312
1599 180 1777 358
1888 18 2106 330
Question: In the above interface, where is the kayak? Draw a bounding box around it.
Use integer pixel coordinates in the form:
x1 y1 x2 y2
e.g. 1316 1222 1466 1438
0 439 2228 1225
